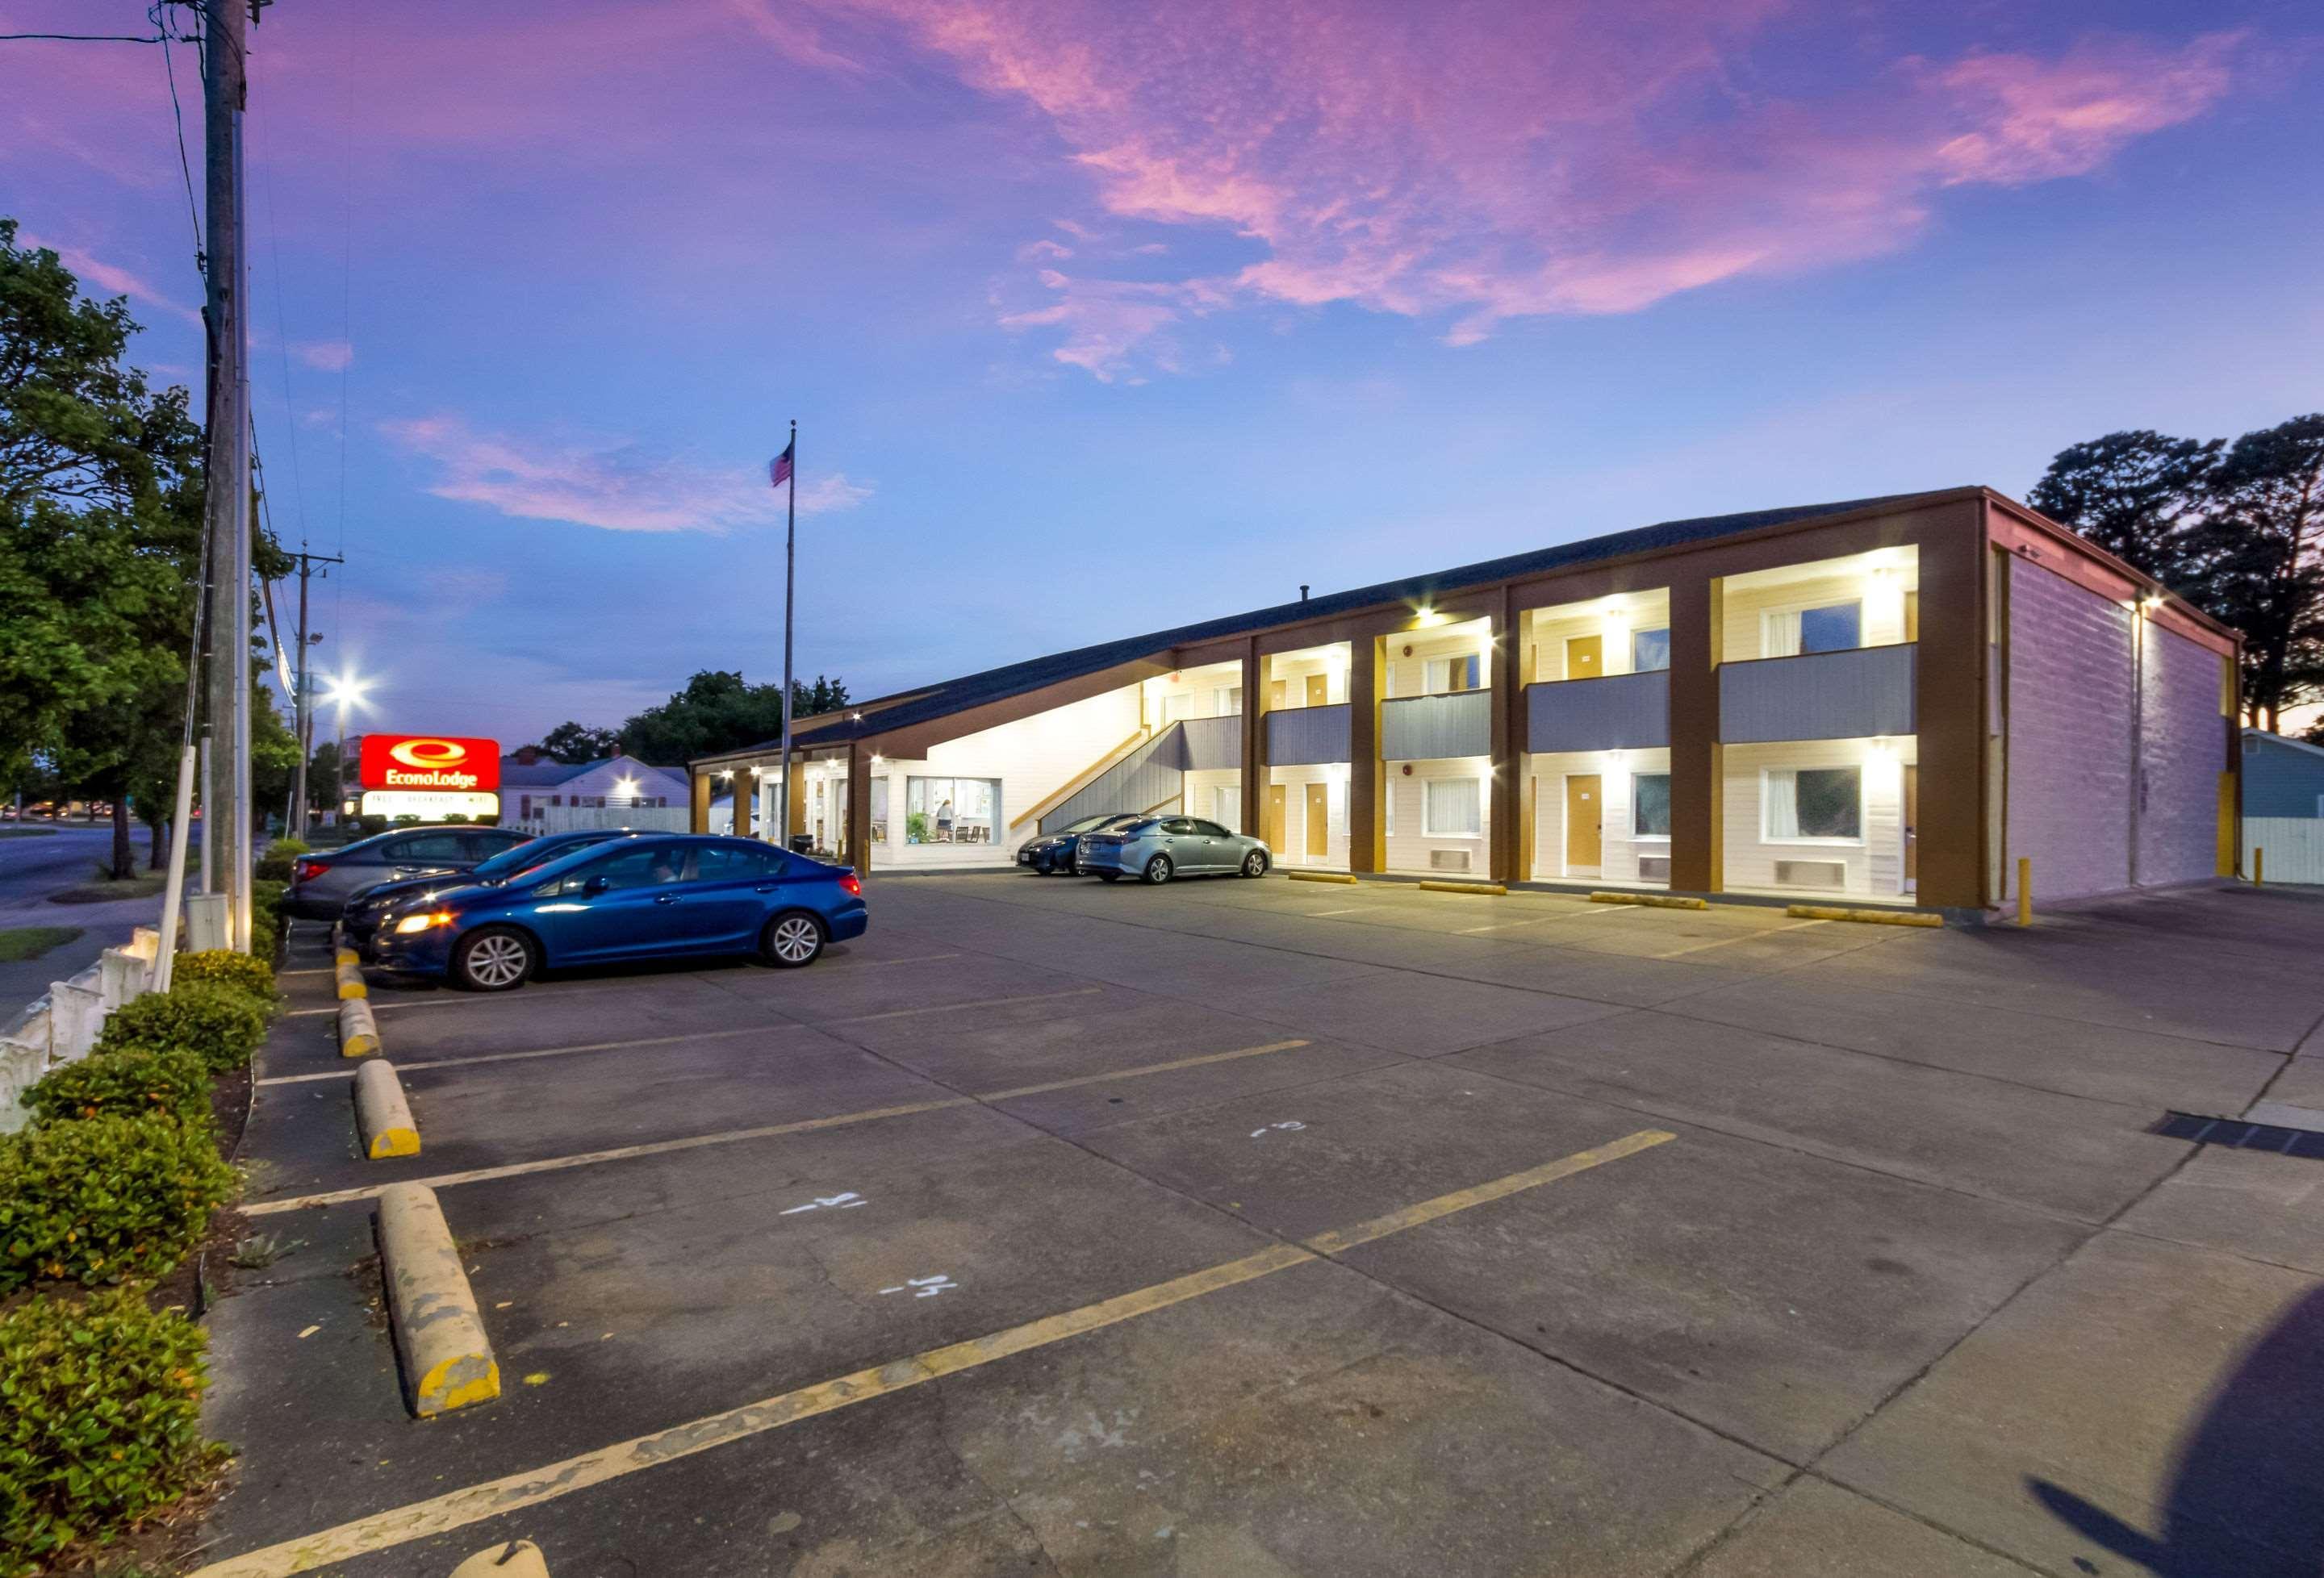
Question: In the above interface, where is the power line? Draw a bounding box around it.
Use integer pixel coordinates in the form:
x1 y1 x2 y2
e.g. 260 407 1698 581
0 31 163 43
150 4 204 269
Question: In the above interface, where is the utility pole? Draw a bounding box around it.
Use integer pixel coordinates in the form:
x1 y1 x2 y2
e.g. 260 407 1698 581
199 0 253 949
285 550 342 837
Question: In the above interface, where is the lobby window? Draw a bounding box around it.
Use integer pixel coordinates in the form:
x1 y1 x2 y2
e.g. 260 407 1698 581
1424 653 1483 693
1763 601 1862 658
1423 777 1482 837
1765 766 1861 841
869 779 889 844
1632 773 1671 837
905 777 998 845
1631 628 1671 672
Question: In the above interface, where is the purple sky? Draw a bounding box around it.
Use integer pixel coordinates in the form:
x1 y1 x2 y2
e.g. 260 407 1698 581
6 0 2320 750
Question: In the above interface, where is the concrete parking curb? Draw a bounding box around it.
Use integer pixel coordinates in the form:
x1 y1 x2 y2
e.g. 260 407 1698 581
377 1183 500 1418
1418 879 1506 896
338 999 381 1058
1785 904 1944 928
335 951 367 1000
1286 870 1358 885
450 1543 549 1576
1590 891 1710 910
356 1060 420 1159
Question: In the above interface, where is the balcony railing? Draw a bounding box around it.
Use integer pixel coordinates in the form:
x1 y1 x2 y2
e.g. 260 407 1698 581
1381 690 1491 761
1719 643 1916 743
1527 670 1669 754
1178 714 1243 771
1266 703 1350 766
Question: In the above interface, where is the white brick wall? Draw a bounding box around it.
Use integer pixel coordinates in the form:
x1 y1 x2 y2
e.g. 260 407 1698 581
2139 623 2225 887
2004 558 2136 903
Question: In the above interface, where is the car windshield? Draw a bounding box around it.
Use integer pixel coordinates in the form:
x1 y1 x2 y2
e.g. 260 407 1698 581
470 834 613 884
1118 820 1158 836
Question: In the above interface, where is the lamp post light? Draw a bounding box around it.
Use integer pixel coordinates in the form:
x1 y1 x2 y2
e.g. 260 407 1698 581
319 670 371 826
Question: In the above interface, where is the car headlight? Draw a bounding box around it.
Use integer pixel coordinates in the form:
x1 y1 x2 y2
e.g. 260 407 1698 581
394 911 455 936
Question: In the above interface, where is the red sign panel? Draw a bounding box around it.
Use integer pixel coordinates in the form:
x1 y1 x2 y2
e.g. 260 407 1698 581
358 734 500 793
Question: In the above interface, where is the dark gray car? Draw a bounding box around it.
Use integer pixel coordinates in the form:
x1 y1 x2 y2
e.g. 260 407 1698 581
1074 816 1272 884
284 824 532 919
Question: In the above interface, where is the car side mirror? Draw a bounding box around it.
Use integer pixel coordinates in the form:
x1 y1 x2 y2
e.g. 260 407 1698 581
583 874 612 896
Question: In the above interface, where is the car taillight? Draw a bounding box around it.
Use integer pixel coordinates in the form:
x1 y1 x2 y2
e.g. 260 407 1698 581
294 858 330 879
839 873 863 898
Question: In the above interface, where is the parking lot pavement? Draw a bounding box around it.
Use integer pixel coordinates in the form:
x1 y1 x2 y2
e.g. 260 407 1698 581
199 876 2324 1576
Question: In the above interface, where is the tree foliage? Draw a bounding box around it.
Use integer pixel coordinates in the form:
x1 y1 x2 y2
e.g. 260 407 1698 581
612 670 850 764
2031 415 2324 730
534 720 621 764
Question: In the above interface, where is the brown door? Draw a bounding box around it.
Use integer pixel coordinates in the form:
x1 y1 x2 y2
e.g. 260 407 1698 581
1269 678 1288 712
1305 673 1328 708
1305 783 1329 858
1904 765 1919 883
1268 783 1287 853
1565 634 1603 681
1565 774 1602 868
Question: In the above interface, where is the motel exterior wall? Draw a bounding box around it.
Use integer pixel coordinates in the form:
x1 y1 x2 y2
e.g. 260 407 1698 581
692 489 2241 913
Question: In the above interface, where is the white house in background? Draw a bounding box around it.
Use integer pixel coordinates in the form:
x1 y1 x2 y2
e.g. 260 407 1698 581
500 748 687 823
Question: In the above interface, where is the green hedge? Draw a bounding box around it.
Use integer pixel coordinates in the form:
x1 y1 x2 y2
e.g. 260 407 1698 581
23 1050 212 1128
0 1288 216 1576
0 1116 236 1292
95 983 266 1075
249 879 287 966
171 949 279 1010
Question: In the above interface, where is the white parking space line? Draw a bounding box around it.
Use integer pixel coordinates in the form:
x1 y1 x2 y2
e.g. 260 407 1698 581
1460 908 1639 934
836 987 1102 1024
255 1023 813 1086
1651 917 1831 958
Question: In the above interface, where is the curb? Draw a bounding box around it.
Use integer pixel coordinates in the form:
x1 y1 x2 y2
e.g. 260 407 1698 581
355 1060 420 1159
378 1183 500 1418
1417 879 1506 896
1590 891 1709 910
451 1543 550 1577
338 998 380 1058
1286 870 1358 885
334 950 367 1000
1785 904 1944 928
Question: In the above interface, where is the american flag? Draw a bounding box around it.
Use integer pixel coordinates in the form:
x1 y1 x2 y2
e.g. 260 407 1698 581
769 440 794 489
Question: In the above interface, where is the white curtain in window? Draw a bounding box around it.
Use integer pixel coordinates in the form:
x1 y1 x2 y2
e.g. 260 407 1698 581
1426 777 1482 835
1211 786 1239 831
1424 658 1448 693
1762 610 1802 658
1766 770 1801 839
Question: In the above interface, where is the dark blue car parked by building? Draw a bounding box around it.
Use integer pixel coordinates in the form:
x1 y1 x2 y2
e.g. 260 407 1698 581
341 828 639 958
368 833 867 991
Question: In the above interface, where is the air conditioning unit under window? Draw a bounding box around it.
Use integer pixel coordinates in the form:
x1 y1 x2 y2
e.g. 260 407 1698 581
1774 859 1846 888
1430 849 1472 873
1637 856 1671 883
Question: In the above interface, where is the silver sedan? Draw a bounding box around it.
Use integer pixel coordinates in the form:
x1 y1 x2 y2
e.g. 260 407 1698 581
1074 816 1272 884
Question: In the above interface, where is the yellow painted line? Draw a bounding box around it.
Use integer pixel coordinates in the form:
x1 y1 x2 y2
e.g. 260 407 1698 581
1784 904 1943 928
190 1131 1673 1577
1654 917 1832 959
244 1037 1319 1214
257 1023 813 1087
983 1038 1310 1100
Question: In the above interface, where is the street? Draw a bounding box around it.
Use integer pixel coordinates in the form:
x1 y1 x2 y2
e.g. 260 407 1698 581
200 875 2324 1577
0 823 156 1010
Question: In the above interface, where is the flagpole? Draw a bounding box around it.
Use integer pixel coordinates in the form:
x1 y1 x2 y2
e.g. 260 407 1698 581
779 417 796 851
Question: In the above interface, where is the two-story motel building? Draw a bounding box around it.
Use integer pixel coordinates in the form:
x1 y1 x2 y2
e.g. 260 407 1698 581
688 487 2242 916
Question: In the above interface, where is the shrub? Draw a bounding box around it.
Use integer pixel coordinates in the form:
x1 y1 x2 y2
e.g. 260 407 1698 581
94 983 267 1075
0 1288 216 1575
0 1116 236 1292
249 879 287 965
24 1050 211 1128
172 949 278 1010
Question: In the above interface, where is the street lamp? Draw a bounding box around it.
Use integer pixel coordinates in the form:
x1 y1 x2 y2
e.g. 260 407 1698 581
318 670 372 824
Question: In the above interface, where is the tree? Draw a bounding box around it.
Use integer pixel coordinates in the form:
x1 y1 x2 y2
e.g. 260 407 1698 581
535 720 620 764
2028 430 2222 590
304 740 344 812
2192 415 2324 732
617 670 852 764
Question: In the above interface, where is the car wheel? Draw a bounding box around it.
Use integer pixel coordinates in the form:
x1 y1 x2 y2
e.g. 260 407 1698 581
763 912 827 968
1143 854 1173 885
1241 850 1269 878
454 927 536 992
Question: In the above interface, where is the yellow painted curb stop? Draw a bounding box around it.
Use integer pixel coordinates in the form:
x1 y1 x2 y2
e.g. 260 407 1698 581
1785 904 1943 928
451 1543 548 1577
338 998 380 1058
1286 870 1358 885
335 946 358 966
356 1060 421 1159
1418 879 1506 896
1590 891 1709 910
335 958 367 1000
378 1184 499 1418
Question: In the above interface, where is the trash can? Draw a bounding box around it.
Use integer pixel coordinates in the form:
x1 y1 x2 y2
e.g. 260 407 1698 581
789 834 814 854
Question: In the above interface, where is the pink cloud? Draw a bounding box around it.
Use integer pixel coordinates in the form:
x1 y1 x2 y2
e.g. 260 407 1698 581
807 2 2244 369
18 232 203 329
383 415 871 533
294 339 355 372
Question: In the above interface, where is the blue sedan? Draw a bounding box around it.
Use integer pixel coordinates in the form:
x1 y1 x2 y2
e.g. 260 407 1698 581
368 834 867 991
341 828 639 958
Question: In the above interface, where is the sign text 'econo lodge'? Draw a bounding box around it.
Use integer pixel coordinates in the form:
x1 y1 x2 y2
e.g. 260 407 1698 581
357 735 501 792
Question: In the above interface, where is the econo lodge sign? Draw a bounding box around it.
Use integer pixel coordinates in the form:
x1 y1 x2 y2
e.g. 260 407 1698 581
359 734 499 794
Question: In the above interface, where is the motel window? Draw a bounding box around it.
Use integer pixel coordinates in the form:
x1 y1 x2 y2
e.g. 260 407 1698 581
1632 774 1672 837
1210 786 1239 832
1215 685 1242 716
1763 601 1862 658
1766 766 1861 841
1163 691 1199 724
869 779 890 844
1423 777 1482 837
905 777 999 845
1424 654 1483 694
1631 628 1671 673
